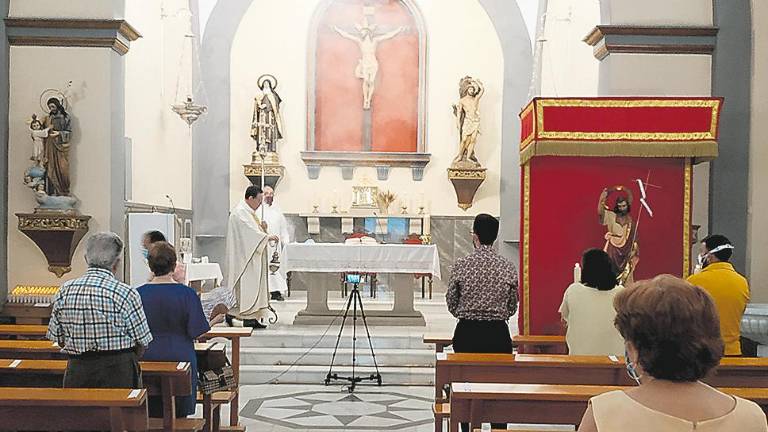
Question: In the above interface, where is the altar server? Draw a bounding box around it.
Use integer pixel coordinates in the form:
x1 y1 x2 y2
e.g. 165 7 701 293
262 185 291 301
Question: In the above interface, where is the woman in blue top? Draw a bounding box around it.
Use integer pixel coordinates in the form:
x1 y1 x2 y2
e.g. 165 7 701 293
138 241 210 418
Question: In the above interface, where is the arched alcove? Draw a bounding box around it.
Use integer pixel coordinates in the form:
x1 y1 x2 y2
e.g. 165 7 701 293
303 0 428 177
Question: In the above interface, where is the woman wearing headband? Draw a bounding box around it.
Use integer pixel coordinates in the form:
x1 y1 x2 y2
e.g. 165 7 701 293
687 234 749 356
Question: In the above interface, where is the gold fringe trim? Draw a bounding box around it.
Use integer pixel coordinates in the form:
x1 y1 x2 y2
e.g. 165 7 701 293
519 140 718 165
522 164 531 335
683 159 692 278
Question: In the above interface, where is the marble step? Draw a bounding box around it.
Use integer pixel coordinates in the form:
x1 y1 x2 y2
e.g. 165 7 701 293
237 329 434 350
240 364 435 386
240 347 435 367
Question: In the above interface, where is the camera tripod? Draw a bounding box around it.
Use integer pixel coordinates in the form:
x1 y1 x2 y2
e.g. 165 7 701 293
324 280 382 392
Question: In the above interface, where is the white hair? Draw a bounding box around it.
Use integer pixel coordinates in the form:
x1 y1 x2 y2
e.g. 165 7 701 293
85 232 124 270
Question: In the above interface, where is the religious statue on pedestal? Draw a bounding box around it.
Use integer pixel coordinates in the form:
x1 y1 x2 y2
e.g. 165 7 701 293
332 15 405 110
22 93 78 210
598 186 639 284
451 76 484 169
250 74 283 155
244 74 286 190
447 76 486 210
17 88 90 278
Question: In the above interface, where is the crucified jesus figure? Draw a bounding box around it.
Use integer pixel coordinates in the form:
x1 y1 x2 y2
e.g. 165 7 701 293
333 18 405 110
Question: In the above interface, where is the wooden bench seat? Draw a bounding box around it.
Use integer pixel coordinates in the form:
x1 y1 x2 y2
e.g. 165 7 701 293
0 387 148 431
432 402 450 432
449 382 768 432
435 352 768 402
149 417 206 431
0 324 48 338
422 333 568 355
0 358 196 430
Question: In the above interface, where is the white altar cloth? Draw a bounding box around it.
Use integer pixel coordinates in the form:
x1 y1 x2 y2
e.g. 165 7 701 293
185 262 223 286
282 243 441 279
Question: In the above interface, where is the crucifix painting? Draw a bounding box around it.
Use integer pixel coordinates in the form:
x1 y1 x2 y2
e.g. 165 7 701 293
332 16 405 110
310 0 423 153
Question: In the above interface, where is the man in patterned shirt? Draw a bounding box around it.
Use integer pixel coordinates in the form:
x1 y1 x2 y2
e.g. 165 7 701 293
447 214 518 431
447 213 518 353
47 232 153 388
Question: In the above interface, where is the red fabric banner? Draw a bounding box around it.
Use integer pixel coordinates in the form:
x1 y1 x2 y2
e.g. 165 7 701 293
519 156 689 335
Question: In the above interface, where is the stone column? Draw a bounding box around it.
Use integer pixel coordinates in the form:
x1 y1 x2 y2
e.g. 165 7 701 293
748 0 768 301
4 0 138 288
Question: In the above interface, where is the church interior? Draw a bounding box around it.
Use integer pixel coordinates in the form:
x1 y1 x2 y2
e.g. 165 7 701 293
0 0 767 431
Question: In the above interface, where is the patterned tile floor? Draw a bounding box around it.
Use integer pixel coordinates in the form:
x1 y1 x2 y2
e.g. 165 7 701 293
217 384 575 432
223 384 435 432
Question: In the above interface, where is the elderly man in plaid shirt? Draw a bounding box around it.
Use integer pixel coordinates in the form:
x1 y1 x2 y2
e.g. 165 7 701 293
47 232 153 388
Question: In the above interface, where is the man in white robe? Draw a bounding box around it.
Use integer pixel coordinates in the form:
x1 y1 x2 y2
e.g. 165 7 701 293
263 186 291 301
225 185 277 326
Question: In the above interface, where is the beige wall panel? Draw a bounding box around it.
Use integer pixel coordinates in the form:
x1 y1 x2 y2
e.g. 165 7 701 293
125 0 193 208
600 0 712 26
9 0 124 19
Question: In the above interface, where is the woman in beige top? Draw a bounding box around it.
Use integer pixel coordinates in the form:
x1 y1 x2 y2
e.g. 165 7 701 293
579 275 768 431
559 248 624 355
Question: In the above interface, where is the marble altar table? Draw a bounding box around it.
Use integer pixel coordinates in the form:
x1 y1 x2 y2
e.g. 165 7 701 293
283 243 440 326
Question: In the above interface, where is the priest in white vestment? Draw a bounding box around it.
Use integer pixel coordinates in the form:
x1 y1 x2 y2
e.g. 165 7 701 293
225 185 277 325
263 186 291 301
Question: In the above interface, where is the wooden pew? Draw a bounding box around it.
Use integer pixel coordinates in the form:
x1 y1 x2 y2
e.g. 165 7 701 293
0 323 48 338
0 358 203 431
0 340 221 359
197 327 252 431
0 325 251 431
0 342 222 430
0 387 149 431
435 353 768 402
0 339 63 358
422 333 567 355
448 382 768 432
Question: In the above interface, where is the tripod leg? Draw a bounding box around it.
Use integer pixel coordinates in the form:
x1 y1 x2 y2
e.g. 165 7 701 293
356 286 382 385
351 285 358 388
326 290 355 384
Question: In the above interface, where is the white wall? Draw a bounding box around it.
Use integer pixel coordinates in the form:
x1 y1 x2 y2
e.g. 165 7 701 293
125 0 193 209
538 0 600 97
749 0 768 301
7 46 117 288
228 0 505 216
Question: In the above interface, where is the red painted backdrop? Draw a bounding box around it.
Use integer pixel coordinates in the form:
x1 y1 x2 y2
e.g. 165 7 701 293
314 0 419 152
520 156 690 335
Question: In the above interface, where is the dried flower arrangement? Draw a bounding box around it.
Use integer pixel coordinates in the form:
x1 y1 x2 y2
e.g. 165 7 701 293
375 190 396 213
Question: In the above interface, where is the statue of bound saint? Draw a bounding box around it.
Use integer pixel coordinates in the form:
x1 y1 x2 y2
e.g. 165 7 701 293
250 74 283 154
452 76 484 168
598 186 639 284
42 97 72 196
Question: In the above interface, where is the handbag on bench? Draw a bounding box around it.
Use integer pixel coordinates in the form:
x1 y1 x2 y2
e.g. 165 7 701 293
196 342 237 395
